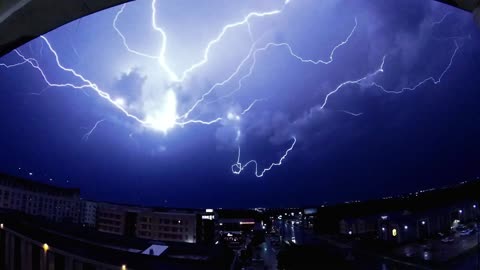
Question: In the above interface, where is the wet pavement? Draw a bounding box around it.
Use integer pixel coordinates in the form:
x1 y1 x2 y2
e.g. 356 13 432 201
395 231 479 263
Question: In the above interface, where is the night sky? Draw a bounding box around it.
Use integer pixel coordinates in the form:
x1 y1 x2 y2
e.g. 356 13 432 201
0 0 480 208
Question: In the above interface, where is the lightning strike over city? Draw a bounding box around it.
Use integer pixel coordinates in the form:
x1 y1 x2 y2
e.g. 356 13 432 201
0 0 479 210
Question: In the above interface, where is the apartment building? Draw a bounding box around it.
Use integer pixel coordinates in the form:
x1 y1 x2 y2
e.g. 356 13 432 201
0 173 81 223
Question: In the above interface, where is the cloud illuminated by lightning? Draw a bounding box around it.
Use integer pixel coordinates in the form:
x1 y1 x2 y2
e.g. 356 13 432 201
0 0 464 178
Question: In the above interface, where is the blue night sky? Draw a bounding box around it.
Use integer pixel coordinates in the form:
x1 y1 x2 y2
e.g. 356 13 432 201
0 0 480 208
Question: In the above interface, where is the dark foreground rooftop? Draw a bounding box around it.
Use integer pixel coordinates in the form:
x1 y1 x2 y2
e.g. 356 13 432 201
0 211 233 270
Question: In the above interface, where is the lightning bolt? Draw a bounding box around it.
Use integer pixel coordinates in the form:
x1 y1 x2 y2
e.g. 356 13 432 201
371 40 459 95
0 57 37 68
6 37 230 130
0 0 463 178
114 0 290 83
82 119 106 141
232 136 296 177
319 55 386 110
241 99 265 115
432 12 451 27
192 17 358 112
338 110 363 117
316 39 459 113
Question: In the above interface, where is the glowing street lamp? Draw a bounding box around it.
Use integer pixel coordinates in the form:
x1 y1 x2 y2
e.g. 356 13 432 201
42 243 49 252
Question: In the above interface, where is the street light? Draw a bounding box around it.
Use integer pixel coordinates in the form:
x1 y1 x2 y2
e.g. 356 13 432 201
404 225 408 230
121 265 127 270
42 243 49 252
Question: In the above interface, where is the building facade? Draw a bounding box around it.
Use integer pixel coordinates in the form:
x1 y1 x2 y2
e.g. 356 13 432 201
80 200 97 227
96 202 128 235
96 203 206 243
0 174 81 223
339 217 376 236
136 210 198 243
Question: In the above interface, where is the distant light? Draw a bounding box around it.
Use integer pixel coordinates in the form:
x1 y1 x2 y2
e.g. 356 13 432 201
348 230 352 235
404 225 408 230
42 243 49 252
284 213 287 216
239 221 255 225
202 215 214 220
291 212 294 216
177 220 181 224
219 223 223 226
29 172 33 176
474 205 477 209
298 211 302 215
459 209 463 214
121 264 127 270
421 221 426 225
392 229 397 237
381 216 388 220
205 209 213 213
215 241 219 245
0 223 3 229
381 227 385 232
